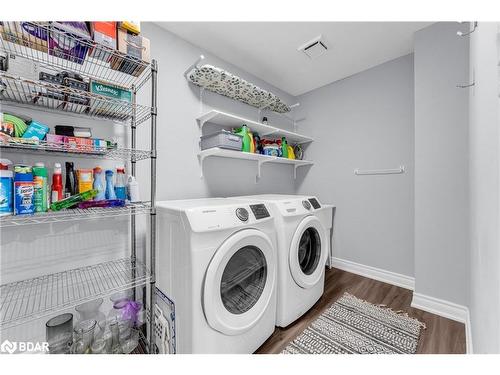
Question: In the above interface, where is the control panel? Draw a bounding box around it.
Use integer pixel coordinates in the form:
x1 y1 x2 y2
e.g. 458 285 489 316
302 200 312 210
250 204 271 220
308 198 321 209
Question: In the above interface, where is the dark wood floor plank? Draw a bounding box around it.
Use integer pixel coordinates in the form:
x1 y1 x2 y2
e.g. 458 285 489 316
255 267 466 354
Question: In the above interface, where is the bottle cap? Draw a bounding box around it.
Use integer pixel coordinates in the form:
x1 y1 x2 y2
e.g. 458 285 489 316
93 166 102 173
35 162 45 167
116 165 125 173
0 159 12 170
54 163 62 174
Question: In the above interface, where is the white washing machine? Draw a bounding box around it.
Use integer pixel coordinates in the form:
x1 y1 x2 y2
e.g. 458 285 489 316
232 195 333 327
156 198 277 353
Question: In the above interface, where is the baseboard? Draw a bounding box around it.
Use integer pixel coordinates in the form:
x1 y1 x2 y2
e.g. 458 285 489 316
411 292 472 353
465 310 473 354
329 257 415 291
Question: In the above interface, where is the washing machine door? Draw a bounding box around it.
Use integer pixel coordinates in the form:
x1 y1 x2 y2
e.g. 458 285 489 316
203 229 276 336
289 215 328 289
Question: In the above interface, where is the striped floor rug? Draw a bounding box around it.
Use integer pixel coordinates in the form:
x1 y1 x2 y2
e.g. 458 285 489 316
282 293 426 354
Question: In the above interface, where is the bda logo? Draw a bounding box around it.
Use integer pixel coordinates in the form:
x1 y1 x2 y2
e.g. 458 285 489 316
0 340 17 354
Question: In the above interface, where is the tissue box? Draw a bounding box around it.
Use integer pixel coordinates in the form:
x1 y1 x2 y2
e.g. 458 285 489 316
90 80 131 102
48 22 91 64
89 22 117 62
45 134 66 149
110 28 150 77
22 121 49 141
0 22 48 53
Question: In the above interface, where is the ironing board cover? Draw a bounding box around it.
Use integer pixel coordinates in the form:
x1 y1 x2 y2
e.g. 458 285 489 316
187 64 291 114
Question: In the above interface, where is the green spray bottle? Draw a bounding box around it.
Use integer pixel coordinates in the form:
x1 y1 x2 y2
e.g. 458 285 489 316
281 137 289 158
234 124 251 152
33 162 48 212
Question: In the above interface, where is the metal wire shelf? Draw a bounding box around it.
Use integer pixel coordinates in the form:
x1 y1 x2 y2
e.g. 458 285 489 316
0 201 151 228
0 73 151 125
0 138 152 161
0 258 151 328
0 22 151 89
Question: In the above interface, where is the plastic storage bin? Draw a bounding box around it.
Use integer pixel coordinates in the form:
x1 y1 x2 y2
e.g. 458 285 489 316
200 130 242 151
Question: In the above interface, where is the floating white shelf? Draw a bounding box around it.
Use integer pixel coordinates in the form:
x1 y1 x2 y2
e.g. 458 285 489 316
197 110 314 145
198 147 313 181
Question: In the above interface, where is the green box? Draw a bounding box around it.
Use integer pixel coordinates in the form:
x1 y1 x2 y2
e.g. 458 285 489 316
90 81 132 102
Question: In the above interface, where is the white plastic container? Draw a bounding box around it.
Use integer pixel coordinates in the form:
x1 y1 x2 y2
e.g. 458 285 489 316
127 175 140 202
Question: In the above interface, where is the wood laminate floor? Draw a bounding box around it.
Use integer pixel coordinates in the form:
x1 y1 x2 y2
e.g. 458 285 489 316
256 267 466 354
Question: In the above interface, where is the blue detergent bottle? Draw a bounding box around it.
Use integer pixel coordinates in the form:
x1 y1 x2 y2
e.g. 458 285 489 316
114 166 127 200
93 167 106 201
105 170 117 200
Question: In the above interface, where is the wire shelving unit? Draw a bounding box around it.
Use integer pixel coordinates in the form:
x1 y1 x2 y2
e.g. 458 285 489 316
0 22 158 353
0 258 151 329
0 138 152 161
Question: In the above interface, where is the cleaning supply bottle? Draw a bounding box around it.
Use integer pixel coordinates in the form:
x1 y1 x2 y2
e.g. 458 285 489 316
105 170 117 200
248 131 255 153
114 166 127 200
287 145 296 160
33 162 48 212
93 167 105 201
0 159 13 216
281 137 288 158
51 163 63 203
234 125 251 152
50 189 98 211
14 165 35 215
127 175 140 202
64 162 77 198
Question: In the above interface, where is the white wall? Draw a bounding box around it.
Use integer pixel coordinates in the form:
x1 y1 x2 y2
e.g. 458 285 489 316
468 22 500 353
296 54 415 277
136 23 303 203
413 22 470 306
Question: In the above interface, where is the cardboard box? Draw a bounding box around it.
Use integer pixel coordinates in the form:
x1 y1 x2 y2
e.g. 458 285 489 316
0 22 48 53
66 136 94 152
48 22 91 64
45 134 66 149
89 22 117 62
118 21 140 35
111 28 150 77
89 80 132 119
90 80 131 102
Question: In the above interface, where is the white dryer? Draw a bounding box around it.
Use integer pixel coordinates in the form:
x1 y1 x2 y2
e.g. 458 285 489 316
232 195 333 327
156 198 277 353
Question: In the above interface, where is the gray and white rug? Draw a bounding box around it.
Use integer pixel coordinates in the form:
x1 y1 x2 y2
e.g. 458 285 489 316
282 293 426 354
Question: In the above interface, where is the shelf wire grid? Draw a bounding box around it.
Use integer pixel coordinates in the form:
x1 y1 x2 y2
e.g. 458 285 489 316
0 201 151 228
0 258 151 328
0 138 152 161
0 73 152 125
0 22 151 90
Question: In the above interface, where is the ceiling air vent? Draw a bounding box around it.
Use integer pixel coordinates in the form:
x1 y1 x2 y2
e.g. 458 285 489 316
298 35 328 59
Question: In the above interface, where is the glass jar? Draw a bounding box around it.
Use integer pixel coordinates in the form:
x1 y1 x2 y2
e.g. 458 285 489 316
72 319 97 354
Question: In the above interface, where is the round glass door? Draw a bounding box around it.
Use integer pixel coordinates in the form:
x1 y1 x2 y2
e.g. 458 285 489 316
289 216 328 289
203 229 276 336
297 227 321 275
220 246 267 315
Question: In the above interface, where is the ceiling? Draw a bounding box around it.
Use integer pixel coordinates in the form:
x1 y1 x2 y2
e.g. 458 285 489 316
157 22 432 96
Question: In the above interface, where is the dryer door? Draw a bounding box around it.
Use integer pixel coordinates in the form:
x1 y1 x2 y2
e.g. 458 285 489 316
203 229 276 336
289 216 328 289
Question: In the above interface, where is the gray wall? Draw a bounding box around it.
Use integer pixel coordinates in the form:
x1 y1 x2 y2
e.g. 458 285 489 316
136 23 302 202
296 54 415 277
468 22 500 353
413 22 470 305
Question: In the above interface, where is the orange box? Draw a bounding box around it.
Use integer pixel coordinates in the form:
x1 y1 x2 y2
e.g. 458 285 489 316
89 22 117 61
